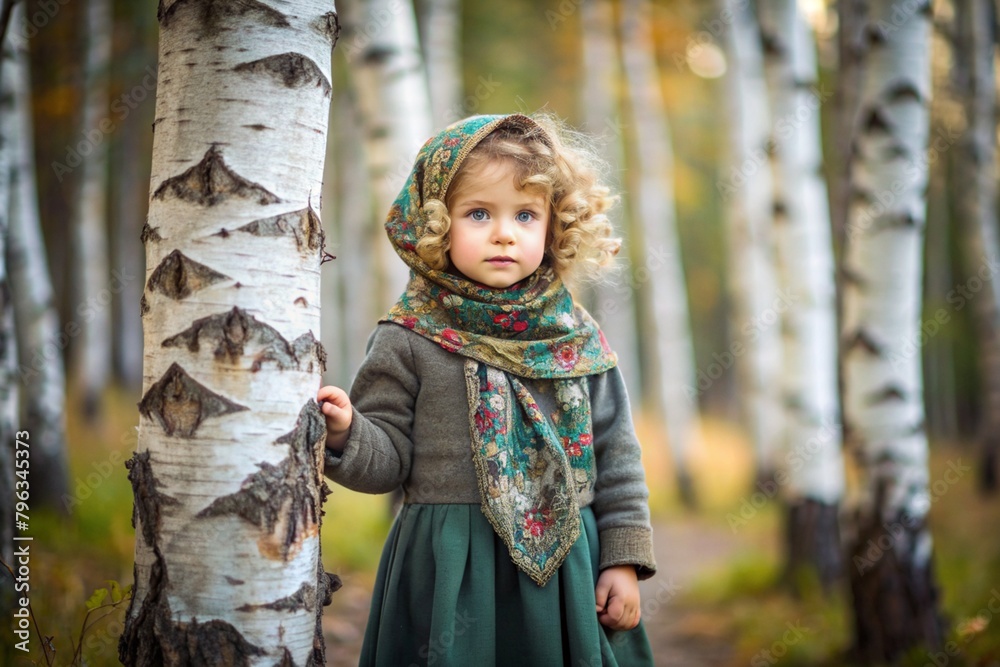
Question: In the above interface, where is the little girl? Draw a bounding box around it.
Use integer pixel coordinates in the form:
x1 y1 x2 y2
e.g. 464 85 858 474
318 113 656 666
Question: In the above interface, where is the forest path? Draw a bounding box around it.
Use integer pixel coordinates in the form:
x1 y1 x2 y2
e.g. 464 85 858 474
322 513 748 666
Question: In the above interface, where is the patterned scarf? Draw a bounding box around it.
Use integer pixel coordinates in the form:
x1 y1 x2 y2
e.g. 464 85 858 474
380 115 617 586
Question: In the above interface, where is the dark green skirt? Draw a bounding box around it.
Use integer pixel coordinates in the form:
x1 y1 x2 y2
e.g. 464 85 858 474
358 503 654 666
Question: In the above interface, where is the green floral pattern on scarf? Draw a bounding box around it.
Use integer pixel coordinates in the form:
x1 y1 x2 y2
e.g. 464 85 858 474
379 114 617 585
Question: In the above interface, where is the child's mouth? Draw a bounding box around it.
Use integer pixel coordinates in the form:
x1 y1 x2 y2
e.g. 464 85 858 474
487 257 514 266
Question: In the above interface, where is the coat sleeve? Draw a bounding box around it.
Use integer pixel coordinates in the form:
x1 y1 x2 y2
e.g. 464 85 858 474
323 324 419 494
589 366 657 580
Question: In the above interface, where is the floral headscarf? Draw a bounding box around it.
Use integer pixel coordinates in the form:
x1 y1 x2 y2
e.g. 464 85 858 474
380 114 617 585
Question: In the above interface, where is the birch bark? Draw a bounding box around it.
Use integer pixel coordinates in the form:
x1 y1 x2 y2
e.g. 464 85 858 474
119 2 340 664
69 0 113 418
340 0 432 311
757 0 844 587
841 0 944 659
620 0 699 506
5 11 69 510
418 0 461 128
720 0 783 484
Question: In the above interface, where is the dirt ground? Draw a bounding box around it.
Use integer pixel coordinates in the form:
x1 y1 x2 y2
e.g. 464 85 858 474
321 516 745 666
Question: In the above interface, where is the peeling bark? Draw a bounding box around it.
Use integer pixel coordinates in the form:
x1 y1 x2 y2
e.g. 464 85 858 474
147 249 231 300
231 207 324 255
141 222 163 244
234 53 332 97
152 145 282 207
139 362 248 437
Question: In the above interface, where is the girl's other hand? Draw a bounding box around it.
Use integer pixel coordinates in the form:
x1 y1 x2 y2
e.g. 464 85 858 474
595 565 641 631
317 385 352 453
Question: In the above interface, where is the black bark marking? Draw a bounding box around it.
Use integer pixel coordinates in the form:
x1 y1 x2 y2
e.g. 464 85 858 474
882 141 909 160
869 385 906 403
886 81 925 105
231 207 325 256
294 297 307 307
161 307 297 370
153 145 281 207
159 0 291 32
861 106 892 135
140 294 151 317
236 582 317 612
157 617 267 666
234 53 332 97
760 32 785 58
198 401 325 560
843 329 884 355
225 575 245 585
840 265 868 288
125 450 180 550
361 44 396 66
147 249 231 301
141 222 163 244
139 362 248 437
784 498 842 592
243 123 271 131
316 11 341 47
772 200 788 224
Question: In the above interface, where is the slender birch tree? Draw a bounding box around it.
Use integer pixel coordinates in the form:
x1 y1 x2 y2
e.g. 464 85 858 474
340 0 432 311
757 0 844 587
620 0 699 506
953 0 1000 493
841 1 944 659
0 0 19 574
119 3 340 664
6 8 69 510
418 0 461 128
69 0 113 419
579 0 641 401
720 0 783 486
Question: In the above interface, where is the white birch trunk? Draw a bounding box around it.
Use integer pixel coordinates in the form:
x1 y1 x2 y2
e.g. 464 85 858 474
5 13 69 510
418 0 461 128
340 0 432 312
119 2 340 664
720 0 783 483
620 0 700 506
841 0 943 658
579 0 641 401
954 0 1000 493
757 0 844 586
69 0 113 418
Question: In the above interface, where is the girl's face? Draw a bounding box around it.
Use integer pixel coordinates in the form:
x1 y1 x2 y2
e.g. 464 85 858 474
446 159 550 289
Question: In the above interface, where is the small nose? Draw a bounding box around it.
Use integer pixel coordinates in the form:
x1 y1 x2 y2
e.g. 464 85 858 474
492 218 516 244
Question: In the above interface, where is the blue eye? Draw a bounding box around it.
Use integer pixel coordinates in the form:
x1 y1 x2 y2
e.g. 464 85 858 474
470 209 488 221
516 211 534 223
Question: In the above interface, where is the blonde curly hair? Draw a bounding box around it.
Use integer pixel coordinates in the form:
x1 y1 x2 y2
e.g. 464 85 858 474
415 113 621 284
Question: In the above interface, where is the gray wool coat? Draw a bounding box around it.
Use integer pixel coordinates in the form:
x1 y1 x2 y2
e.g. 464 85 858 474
324 322 657 579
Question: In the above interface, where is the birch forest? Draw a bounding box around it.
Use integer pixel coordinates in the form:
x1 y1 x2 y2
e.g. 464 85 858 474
2 0 1000 665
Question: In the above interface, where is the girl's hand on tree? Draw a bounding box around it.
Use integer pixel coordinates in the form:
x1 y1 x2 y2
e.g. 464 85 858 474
317 385 352 453
595 565 641 631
